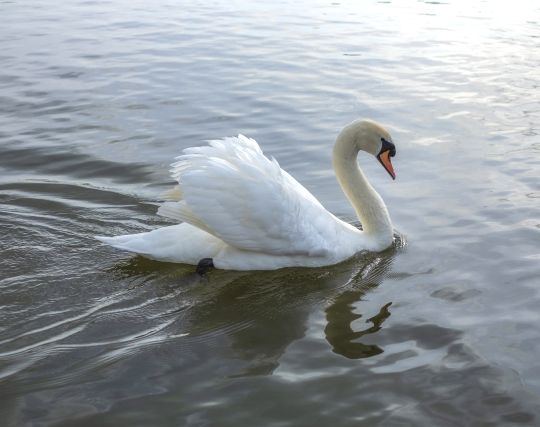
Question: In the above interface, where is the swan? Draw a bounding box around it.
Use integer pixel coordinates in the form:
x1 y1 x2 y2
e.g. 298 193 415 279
96 119 397 271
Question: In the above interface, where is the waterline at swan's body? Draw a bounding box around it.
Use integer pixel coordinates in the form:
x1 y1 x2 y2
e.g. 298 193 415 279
96 119 398 271
97 220 389 271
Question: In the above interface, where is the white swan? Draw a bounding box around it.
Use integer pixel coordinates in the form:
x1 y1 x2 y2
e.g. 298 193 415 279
96 119 397 271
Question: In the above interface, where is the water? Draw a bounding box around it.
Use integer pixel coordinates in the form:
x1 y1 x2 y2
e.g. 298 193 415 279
1 0 539 425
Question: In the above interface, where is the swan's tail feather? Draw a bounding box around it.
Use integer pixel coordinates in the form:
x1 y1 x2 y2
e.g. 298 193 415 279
95 224 223 264
95 234 153 255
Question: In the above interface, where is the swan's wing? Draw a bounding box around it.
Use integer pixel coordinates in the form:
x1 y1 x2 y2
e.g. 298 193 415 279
160 135 339 257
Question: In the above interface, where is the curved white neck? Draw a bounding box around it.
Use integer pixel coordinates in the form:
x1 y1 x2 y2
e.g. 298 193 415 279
332 135 393 242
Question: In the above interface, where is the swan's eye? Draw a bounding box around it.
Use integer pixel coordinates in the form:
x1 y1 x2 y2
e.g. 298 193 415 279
380 137 396 157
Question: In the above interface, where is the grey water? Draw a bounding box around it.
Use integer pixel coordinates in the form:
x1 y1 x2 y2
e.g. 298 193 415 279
1 0 539 425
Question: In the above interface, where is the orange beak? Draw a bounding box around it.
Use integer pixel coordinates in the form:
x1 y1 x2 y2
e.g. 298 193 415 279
377 150 396 180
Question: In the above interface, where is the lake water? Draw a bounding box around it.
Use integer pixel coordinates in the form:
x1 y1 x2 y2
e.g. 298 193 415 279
1 0 539 425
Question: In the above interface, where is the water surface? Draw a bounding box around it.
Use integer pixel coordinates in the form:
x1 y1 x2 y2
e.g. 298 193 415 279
1 0 540 425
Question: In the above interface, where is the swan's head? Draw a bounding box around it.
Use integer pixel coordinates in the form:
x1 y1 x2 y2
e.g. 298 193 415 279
337 119 397 180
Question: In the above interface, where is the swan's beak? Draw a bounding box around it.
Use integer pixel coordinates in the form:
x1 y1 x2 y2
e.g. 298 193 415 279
377 150 396 180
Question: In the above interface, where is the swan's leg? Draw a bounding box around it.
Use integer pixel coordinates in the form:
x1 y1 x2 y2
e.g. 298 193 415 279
196 258 214 276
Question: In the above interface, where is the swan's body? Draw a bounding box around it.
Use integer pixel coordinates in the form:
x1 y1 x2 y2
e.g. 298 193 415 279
96 119 397 271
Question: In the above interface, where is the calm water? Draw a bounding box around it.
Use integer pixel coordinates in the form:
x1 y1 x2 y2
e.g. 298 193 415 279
1 0 540 425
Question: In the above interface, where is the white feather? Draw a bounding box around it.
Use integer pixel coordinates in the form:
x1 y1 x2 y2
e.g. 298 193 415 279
160 185 182 201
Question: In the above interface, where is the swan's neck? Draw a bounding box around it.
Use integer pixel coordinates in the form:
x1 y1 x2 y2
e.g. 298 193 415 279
333 136 393 242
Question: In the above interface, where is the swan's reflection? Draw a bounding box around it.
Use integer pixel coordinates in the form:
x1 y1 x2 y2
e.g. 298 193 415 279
326 299 392 359
113 235 403 374
324 250 396 359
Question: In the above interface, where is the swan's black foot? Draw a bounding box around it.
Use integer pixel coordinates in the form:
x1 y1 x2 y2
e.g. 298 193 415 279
196 258 214 276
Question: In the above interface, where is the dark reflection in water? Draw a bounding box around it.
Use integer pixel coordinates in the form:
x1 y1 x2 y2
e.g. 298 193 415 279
324 249 396 359
326 300 392 359
111 236 403 376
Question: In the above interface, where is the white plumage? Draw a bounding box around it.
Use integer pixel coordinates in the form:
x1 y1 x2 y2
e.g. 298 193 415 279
96 120 397 270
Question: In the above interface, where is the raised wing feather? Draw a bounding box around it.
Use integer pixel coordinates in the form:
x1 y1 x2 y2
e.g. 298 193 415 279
163 135 338 257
